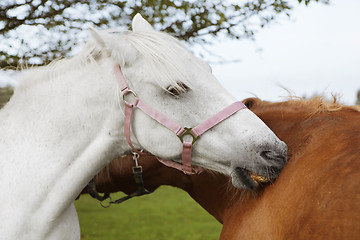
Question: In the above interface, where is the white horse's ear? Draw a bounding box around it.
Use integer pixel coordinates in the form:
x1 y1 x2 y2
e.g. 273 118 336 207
88 26 138 67
88 26 106 48
132 13 154 32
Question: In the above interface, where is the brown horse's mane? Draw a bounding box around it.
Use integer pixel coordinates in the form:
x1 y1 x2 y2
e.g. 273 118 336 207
282 96 360 113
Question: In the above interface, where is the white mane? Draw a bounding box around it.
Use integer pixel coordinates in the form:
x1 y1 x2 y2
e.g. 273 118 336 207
18 28 209 95
120 31 197 89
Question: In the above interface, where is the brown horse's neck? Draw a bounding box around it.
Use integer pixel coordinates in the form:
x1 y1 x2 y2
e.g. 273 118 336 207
186 173 234 223
87 153 236 222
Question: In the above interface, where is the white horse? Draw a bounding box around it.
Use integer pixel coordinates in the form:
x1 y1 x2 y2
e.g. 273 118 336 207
0 14 286 239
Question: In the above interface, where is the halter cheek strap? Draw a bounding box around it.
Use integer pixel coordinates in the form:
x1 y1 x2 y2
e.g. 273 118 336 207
114 64 247 175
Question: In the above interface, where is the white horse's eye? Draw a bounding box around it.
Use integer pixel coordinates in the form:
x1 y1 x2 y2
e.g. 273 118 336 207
166 82 190 96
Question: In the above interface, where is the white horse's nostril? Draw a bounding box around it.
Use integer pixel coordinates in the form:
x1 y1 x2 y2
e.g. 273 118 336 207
259 140 287 164
260 150 287 163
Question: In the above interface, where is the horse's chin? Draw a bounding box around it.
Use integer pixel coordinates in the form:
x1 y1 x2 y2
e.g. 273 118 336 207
231 168 271 190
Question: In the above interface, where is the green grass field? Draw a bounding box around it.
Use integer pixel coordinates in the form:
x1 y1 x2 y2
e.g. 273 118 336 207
75 186 222 240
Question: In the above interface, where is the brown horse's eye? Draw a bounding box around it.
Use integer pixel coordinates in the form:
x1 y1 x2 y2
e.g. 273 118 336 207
166 82 190 96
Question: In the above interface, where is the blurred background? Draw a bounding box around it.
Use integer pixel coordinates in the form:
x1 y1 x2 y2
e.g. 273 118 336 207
209 0 360 104
0 0 359 239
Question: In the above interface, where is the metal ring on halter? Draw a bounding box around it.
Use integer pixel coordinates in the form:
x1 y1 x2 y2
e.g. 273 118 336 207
177 127 199 144
122 90 137 105
132 149 142 161
100 195 113 208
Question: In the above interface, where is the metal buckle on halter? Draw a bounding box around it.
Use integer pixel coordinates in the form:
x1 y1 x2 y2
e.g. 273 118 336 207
177 127 199 144
122 89 137 105
132 151 142 174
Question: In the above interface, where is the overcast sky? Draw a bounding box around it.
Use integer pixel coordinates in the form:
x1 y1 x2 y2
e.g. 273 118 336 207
209 0 360 105
1 0 359 104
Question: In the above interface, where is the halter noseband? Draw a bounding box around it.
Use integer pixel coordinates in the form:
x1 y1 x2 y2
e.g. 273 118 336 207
114 64 247 175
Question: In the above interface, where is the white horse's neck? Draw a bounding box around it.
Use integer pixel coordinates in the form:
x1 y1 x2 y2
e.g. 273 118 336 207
0 58 126 238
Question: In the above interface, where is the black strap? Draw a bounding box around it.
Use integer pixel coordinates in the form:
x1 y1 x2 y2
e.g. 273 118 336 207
86 151 153 208
86 178 110 201
100 164 152 207
106 166 151 205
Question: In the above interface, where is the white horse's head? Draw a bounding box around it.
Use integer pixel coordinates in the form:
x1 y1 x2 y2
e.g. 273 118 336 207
89 14 287 189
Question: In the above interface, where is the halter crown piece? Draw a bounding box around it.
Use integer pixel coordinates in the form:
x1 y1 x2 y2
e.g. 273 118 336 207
114 64 247 175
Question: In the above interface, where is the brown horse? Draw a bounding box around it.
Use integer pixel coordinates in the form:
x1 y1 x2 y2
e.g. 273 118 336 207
86 97 360 239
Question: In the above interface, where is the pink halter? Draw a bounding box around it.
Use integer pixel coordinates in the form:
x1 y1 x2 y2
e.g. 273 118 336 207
114 65 247 174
